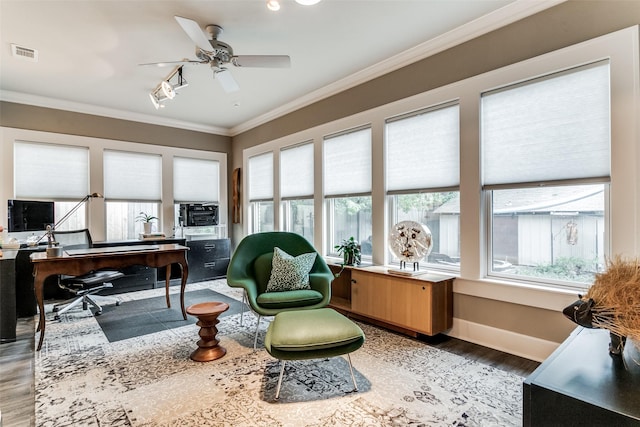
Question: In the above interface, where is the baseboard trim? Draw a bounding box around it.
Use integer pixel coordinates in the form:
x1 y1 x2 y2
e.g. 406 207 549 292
446 318 560 363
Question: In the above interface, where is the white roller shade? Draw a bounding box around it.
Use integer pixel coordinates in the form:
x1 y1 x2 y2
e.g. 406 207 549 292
386 103 459 192
14 141 88 199
324 127 371 197
104 150 161 200
281 142 313 199
174 157 219 203
482 61 610 187
248 152 273 201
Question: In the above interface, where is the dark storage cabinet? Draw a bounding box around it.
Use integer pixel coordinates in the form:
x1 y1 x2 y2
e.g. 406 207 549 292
186 239 230 283
102 265 157 294
0 251 17 342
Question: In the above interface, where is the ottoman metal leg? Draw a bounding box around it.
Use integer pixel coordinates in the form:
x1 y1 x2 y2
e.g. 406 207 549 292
275 360 286 400
254 314 262 350
274 356 358 400
347 353 358 392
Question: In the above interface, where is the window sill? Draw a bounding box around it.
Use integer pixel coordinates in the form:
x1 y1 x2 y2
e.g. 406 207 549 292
454 276 580 312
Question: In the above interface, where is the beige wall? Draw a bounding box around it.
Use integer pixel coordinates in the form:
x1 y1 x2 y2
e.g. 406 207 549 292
2 1 638 359
0 101 231 152
233 1 640 151
230 0 640 359
0 102 233 232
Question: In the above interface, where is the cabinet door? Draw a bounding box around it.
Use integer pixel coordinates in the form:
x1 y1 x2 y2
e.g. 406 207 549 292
351 270 437 335
389 280 433 335
351 270 393 321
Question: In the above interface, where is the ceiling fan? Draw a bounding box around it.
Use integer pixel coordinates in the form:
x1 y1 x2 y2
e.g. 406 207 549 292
142 16 291 93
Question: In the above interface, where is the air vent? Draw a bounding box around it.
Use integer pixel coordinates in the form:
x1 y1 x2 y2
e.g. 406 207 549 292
11 44 38 62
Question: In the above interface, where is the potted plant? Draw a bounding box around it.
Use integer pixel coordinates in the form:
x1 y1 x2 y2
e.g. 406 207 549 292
136 212 158 234
334 236 362 277
334 236 362 278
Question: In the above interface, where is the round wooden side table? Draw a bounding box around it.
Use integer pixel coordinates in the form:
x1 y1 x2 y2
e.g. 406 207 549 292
186 301 230 362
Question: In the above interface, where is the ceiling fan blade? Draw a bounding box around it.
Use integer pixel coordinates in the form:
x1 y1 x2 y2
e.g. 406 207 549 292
232 55 291 68
139 59 206 67
215 69 239 93
174 16 212 52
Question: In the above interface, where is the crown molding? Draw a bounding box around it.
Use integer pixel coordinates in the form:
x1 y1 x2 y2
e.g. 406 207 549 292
1 0 564 138
0 90 231 136
229 0 565 136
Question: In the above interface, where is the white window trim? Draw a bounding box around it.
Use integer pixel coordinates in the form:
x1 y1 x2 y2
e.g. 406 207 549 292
240 26 639 309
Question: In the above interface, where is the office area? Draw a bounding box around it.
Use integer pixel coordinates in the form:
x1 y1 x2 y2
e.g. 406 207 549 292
2 0 640 425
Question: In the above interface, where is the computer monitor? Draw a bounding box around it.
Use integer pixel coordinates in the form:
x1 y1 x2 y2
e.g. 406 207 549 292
7 199 55 232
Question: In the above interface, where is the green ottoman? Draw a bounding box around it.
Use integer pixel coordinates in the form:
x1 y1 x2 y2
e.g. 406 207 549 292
264 308 365 399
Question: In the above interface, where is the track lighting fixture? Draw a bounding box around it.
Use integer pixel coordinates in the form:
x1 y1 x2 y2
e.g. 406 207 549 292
149 91 167 110
149 66 188 109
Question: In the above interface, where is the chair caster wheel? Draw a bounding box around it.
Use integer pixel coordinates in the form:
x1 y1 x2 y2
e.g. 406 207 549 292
95 311 102 316
52 307 60 312
54 315 61 320
116 301 122 306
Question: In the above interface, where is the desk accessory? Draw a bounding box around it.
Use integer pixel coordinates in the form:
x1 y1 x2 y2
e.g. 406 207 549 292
35 192 103 257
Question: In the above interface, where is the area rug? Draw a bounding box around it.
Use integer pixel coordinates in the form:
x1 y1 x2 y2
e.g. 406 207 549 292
95 288 242 342
35 280 525 426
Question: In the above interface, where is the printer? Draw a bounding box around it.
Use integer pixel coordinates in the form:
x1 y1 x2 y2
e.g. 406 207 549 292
179 203 219 227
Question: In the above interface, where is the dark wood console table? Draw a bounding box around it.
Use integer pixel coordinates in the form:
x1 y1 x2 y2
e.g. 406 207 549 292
523 327 640 426
30 243 189 351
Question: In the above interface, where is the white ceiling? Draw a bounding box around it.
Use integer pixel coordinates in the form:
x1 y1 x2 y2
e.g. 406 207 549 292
0 0 558 136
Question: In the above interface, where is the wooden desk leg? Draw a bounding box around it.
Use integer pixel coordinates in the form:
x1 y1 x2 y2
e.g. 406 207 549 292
33 268 46 352
165 264 171 309
179 260 189 320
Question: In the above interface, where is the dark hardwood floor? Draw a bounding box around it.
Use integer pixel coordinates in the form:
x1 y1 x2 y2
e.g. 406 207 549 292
0 318 35 427
0 316 540 427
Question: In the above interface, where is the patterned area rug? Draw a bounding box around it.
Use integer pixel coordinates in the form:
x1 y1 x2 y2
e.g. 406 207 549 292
35 280 524 426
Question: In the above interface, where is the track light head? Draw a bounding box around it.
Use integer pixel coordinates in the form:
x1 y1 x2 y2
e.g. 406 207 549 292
161 80 176 99
149 66 187 109
149 91 166 109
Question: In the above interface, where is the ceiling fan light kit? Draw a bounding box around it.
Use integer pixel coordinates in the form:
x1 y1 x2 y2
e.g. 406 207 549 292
295 0 322 5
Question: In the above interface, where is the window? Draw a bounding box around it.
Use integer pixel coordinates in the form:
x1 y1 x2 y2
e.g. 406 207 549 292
14 141 89 231
386 103 460 269
248 152 274 233
173 157 220 230
280 142 314 242
324 127 372 257
482 61 610 287
104 150 161 240
173 157 220 204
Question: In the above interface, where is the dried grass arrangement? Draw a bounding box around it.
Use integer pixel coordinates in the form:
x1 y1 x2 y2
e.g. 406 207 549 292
584 255 640 347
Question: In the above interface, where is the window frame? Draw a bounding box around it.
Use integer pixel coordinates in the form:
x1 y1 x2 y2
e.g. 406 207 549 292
238 26 638 299
385 101 461 271
323 126 373 259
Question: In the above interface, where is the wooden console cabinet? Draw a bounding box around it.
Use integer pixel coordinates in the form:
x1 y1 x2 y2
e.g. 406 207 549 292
329 264 454 337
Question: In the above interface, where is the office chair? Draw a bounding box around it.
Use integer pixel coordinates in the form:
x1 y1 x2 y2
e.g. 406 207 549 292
227 231 334 349
51 229 124 320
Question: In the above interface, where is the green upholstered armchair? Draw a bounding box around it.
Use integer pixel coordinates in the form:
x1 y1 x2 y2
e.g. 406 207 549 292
227 231 333 348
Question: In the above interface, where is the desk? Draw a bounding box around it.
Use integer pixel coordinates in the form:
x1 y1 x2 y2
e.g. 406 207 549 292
30 243 189 351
